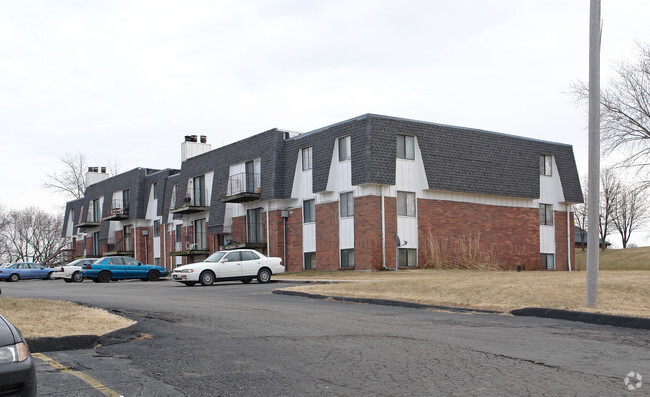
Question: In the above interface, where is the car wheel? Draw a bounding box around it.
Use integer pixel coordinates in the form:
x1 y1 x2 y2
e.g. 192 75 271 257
182 282 197 286
97 271 111 283
147 270 160 282
199 270 215 286
45 272 54 280
257 268 271 284
72 272 83 283
9 274 19 282
241 277 253 284
64 279 73 283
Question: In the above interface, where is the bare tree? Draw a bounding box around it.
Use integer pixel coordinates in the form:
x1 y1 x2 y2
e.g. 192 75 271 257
43 153 87 199
0 207 67 264
572 44 650 178
599 169 620 250
612 184 648 248
574 178 589 251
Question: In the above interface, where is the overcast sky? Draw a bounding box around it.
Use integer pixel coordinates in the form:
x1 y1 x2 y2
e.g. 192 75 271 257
1 1 649 244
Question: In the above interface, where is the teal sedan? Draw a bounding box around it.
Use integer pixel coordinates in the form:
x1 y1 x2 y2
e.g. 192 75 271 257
81 256 169 283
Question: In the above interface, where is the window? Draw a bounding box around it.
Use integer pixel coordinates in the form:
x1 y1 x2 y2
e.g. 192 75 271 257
241 251 260 261
340 249 354 268
245 159 261 193
540 155 552 176
225 252 241 262
193 175 205 206
303 199 315 223
122 189 130 212
397 135 415 160
123 225 133 251
304 252 316 270
541 253 555 270
153 220 160 237
92 232 100 256
302 147 313 171
539 204 553 226
170 185 177 209
399 248 417 267
153 183 158 200
154 258 161 267
91 198 100 222
397 191 416 217
338 136 351 161
340 192 354 217
247 208 263 243
175 224 182 243
194 218 206 249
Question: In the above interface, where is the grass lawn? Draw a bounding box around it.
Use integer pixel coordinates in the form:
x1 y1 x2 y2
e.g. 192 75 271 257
0 298 135 338
279 269 650 318
574 246 650 271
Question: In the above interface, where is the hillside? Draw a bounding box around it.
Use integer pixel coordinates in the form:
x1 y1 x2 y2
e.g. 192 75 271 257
574 246 650 271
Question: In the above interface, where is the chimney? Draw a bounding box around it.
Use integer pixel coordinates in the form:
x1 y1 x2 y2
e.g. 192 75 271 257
86 166 110 187
181 135 212 162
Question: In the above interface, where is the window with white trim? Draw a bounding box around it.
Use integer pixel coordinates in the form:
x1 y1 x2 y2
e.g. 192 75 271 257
540 154 552 176
302 147 313 171
304 252 316 270
340 249 354 268
153 220 160 237
340 192 354 217
338 136 351 161
541 253 555 270
303 199 315 223
397 191 416 217
398 248 417 267
539 204 553 226
397 135 415 160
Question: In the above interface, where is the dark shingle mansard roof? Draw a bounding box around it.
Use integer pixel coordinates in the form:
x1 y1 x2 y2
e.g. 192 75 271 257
281 114 583 203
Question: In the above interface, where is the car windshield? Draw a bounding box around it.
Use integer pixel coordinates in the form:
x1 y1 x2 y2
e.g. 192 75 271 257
204 251 227 262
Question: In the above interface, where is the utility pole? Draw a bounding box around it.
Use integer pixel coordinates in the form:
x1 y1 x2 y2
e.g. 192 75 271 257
586 0 601 307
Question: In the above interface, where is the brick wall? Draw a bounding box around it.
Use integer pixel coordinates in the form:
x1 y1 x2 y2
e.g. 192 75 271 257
554 210 575 271
384 196 397 269
316 201 339 270
417 199 540 270
232 216 246 245
354 195 383 271
285 207 303 272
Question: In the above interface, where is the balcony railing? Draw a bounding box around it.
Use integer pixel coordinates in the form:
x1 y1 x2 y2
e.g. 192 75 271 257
170 241 209 257
219 172 261 203
170 191 210 215
103 199 130 221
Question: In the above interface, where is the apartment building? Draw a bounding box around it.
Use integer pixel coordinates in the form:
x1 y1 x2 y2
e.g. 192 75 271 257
62 114 583 271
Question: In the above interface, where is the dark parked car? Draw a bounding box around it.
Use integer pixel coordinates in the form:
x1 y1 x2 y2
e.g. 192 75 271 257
0 262 54 282
81 256 169 283
0 315 36 396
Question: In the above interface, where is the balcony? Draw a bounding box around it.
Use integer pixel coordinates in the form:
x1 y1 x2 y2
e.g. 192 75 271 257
103 199 130 221
103 236 134 257
170 242 210 257
170 195 209 215
74 220 101 230
219 172 261 203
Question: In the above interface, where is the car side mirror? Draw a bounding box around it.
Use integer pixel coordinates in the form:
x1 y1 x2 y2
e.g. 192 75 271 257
221 258 228 263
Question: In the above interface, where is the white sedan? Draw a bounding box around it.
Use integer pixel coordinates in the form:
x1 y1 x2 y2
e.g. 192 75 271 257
52 258 97 283
171 249 284 286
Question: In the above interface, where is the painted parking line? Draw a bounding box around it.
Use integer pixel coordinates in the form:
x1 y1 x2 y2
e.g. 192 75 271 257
32 353 123 397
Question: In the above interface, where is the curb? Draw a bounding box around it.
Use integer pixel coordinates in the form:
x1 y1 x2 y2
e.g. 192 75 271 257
511 308 650 330
27 334 98 353
272 289 502 314
26 318 143 353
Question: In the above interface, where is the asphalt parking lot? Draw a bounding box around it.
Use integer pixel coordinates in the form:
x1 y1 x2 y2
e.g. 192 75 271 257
3 278 649 396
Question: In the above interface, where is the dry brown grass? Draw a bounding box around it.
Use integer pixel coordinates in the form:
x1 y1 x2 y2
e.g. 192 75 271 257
0 298 135 338
574 246 650 271
422 231 508 270
280 270 650 318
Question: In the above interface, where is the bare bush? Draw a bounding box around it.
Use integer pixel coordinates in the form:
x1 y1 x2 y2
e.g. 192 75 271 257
422 231 508 271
